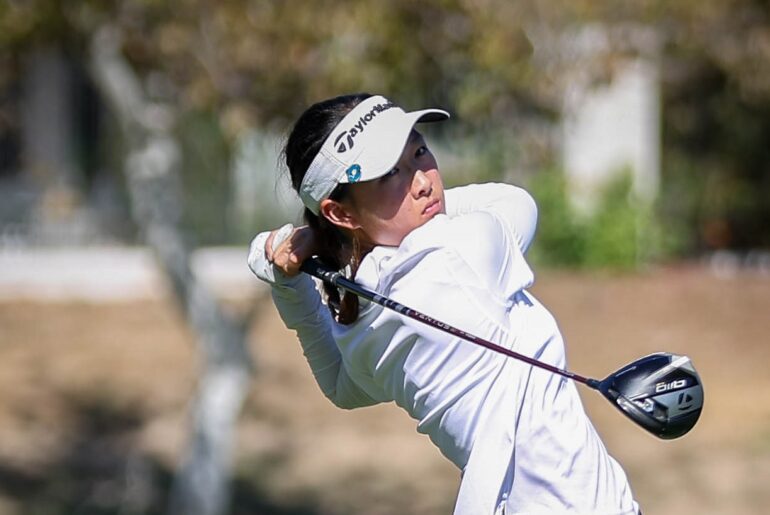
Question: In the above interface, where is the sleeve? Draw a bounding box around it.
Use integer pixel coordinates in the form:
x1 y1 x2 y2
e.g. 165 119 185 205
391 211 531 350
444 182 538 254
383 240 521 404
247 230 379 410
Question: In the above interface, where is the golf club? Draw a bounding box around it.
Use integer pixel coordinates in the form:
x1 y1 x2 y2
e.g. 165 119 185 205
300 258 703 440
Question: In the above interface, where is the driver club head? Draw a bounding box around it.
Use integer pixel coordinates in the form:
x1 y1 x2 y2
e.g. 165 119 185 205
596 352 703 439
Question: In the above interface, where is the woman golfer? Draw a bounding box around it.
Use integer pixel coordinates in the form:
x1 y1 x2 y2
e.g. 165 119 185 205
248 93 640 514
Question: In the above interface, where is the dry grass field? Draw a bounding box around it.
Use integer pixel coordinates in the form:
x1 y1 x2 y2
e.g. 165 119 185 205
0 264 768 514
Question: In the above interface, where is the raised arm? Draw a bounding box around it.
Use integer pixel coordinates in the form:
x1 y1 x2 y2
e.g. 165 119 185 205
248 228 379 409
444 183 538 254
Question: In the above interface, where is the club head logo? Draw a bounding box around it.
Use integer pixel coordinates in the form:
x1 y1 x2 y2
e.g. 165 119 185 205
655 379 687 393
677 391 694 411
346 164 362 183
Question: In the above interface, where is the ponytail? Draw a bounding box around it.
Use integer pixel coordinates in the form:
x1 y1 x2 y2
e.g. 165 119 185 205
304 202 363 324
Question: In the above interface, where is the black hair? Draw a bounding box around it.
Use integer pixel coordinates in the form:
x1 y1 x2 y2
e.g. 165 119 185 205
283 93 372 324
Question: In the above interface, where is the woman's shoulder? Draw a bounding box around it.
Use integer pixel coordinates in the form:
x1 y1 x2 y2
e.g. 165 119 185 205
409 210 505 246
390 211 515 284
405 211 509 259
359 208 525 289
360 209 532 304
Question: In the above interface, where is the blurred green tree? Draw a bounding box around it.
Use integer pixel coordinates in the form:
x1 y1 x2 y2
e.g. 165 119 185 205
6 0 762 252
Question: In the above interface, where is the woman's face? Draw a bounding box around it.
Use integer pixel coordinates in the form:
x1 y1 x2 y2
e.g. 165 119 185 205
332 130 445 248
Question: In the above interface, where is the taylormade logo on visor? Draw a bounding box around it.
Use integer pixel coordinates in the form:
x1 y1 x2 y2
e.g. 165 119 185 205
333 101 397 153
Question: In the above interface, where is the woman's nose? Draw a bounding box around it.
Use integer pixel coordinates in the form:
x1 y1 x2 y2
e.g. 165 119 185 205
412 169 432 197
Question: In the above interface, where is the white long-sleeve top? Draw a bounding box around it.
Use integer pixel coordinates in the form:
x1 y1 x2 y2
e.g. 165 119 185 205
248 183 639 515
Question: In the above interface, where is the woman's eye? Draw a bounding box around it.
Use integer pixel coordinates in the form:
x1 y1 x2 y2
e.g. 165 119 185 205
415 145 428 158
381 167 399 181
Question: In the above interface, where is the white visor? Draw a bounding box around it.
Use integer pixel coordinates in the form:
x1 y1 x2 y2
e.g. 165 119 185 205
299 95 449 215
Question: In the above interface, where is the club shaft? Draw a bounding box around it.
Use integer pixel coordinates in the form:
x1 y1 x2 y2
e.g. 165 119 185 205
301 259 600 389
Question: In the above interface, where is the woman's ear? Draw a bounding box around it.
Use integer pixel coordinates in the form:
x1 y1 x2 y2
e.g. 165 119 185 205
320 199 360 231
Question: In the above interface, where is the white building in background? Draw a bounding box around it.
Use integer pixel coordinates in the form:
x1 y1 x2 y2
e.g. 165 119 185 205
559 26 661 214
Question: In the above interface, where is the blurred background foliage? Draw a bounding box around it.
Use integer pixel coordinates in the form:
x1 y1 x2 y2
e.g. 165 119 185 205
528 170 667 269
1 0 769 265
2 4 769 514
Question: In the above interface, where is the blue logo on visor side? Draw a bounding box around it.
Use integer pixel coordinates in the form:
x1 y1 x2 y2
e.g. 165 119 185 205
346 164 362 183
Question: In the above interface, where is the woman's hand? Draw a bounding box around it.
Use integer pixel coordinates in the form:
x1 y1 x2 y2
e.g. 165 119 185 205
265 224 317 277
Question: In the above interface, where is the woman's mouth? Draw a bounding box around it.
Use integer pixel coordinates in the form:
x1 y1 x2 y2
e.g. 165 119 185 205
422 198 441 217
